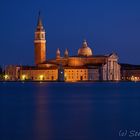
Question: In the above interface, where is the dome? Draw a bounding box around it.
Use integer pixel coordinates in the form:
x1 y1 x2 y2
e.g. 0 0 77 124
56 48 60 54
64 48 69 58
78 40 93 57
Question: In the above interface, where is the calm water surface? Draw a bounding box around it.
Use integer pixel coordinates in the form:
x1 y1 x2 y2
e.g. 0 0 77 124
0 82 140 140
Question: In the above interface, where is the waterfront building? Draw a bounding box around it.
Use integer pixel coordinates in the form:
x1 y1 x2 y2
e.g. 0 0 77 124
0 66 3 80
121 64 140 81
20 66 58 81
0 66 2 74
5 65 20 80
5 13 121 82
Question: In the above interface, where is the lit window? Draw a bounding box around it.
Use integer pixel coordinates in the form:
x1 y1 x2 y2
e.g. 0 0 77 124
22 75 26 80
4 75 9 80
39 75 44 81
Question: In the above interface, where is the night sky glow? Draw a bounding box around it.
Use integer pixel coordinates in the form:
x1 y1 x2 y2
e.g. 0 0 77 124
0 0 140 65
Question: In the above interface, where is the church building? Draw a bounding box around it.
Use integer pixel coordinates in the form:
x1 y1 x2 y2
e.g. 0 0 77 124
5 13 121 82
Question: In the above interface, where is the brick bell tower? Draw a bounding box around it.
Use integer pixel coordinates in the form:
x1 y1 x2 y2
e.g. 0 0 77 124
34 12 46 65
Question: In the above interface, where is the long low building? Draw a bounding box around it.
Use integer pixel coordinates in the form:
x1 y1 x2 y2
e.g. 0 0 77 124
121 64 140 81
20 66 58 81
5 59 120 82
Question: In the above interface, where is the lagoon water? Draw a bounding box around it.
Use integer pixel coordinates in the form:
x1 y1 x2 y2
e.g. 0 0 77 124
0 82 140 140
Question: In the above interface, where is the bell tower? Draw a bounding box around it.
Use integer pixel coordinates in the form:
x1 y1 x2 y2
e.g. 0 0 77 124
34 12 46 65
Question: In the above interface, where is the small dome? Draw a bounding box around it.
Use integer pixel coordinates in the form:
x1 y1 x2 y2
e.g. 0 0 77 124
56 48 61 59
56 48 60 54
78 40 93 57
64 49 69 57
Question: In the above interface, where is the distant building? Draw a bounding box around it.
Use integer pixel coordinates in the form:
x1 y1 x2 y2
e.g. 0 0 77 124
5 65 20 80
20 66 58 81
121 64 140 81
0 66 2 74
5 13 121 82
0 66 3 80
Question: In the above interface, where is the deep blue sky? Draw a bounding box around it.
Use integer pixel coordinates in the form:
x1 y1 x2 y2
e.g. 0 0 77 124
0 0 140 65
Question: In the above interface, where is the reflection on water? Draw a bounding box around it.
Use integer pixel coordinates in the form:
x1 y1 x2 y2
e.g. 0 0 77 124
34 85 52 140
0 82 140 140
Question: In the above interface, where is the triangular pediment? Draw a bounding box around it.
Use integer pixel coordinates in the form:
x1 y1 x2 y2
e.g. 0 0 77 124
108 53 119 59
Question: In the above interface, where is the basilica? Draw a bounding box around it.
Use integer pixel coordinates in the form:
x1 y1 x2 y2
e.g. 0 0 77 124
5 14 121 81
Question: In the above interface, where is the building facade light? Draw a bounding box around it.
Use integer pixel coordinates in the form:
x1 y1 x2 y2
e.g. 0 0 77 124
39 75 44 80
22 75 26 80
